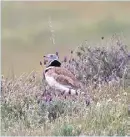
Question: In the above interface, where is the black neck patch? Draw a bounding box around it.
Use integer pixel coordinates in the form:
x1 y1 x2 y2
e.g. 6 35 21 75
48 60 61 67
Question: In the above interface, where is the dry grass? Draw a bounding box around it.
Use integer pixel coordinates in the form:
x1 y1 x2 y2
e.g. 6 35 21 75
1 36 129 136
1 73 128 136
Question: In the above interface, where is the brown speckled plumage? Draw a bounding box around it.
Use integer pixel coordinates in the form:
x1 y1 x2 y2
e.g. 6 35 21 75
45 67 82 89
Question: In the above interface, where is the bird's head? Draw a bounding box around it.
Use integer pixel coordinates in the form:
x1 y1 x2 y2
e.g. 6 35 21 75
43 54 61 67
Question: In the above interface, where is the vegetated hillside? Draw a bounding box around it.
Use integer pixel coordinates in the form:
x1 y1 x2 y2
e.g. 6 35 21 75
1 35 129 136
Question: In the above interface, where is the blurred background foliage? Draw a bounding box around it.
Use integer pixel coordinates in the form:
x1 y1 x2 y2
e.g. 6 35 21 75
2 1 130 77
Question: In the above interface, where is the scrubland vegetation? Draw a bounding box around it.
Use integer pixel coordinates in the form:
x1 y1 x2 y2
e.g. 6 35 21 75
1 35 129 136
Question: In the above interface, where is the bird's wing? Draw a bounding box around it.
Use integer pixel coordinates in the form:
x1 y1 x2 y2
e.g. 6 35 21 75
52 67 82 88
54 74 80 89
54 67 77 81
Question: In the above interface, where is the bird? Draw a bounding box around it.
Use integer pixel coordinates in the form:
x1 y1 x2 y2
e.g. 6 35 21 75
43 54 84 96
